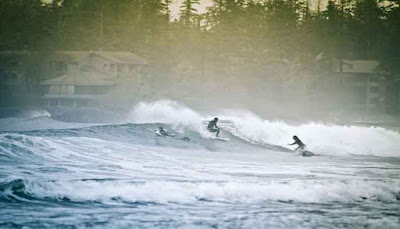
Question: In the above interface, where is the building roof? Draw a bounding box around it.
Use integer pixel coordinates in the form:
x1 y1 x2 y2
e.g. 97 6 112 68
52 51 89 63
52 51 148 64
95 52 148 64
41 94 102 100
0 50 32 55
41 71 116 86
334 60 380 74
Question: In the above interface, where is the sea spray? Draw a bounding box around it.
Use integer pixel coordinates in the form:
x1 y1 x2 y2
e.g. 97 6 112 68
1 101 400 228
127 101 400 157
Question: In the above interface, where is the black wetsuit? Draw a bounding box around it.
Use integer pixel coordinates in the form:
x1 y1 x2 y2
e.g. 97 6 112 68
159 128 170 137
207 119 220 137
290 138 306 150
208 120 218 131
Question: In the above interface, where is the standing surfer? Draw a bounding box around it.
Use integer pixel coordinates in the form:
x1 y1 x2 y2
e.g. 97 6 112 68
207 117 220 137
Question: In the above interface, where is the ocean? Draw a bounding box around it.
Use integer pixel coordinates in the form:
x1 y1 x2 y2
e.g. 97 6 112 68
1 101 399 228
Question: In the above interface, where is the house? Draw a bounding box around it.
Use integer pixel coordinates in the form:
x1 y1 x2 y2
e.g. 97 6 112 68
41 69 116 107
41 51 147 107
311 59 386 114
46 51 147 77
0 50 43 108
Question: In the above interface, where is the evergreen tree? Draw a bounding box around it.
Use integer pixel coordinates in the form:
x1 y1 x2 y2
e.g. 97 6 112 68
353 0 384 59
384 0 400 74
0 0 51 51
180 0 200 26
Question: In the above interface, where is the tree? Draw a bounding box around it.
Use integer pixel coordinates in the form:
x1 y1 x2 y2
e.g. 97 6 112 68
0 0 53 51
353 0 385 59
180 0 200 26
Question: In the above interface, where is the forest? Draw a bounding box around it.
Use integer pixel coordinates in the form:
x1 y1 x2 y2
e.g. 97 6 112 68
1 0 399 74
0 0 400 117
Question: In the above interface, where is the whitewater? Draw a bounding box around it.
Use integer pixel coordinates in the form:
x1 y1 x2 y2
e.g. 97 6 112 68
1 101 399 228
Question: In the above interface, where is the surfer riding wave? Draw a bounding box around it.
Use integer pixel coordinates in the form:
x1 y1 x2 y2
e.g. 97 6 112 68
207 117 220 137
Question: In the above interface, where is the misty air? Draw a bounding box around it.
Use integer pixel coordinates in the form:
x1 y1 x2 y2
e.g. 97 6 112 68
0 0 400 228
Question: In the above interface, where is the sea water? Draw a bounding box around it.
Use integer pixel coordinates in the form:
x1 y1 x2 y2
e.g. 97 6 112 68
1 101 399 228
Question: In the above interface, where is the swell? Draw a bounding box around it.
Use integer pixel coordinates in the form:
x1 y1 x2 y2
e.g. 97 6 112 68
3 119 400 158
0 179 92 204
1 178 399 205
128 101 400 157
0 179 42 203
2 100 400 157
1 123 265 159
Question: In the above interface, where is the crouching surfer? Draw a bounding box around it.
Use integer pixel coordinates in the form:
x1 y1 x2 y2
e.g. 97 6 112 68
289 135 306 151
157 127 190 141
289 135 314 157
207 117 220 137
158 127 171 137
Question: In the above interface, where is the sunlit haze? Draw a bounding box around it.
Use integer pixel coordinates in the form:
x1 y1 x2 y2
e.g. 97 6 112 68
1 0 400 228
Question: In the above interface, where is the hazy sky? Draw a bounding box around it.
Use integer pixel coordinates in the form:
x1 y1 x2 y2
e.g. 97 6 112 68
170 0 327 19
41 0 214 18
41 0 326 19
170 0 214 19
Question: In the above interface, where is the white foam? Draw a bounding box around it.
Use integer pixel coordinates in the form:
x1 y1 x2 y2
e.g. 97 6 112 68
25 179 400 204
128 100 201 125
127 100 216 137
125 101 400 157
26 110 51 119
220 112 400 157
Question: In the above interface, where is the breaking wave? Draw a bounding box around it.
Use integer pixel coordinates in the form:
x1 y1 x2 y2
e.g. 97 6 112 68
1 178 399 205
126 100 400 157
1 100 400 228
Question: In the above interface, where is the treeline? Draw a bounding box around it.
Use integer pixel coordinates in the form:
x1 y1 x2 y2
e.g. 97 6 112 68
0 0 399 77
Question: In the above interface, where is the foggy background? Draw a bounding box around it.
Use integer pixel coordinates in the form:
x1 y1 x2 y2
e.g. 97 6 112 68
1 0 400 123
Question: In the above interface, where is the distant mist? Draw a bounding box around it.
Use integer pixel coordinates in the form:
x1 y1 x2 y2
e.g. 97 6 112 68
1 0 399 122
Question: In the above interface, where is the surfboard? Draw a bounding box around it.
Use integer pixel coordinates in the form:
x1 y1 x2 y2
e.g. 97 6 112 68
301 150 314 157
211 137 230 141
155 132 175 137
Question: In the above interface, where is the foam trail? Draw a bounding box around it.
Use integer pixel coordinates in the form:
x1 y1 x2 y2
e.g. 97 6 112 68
125 101 400 157
25 110 51 119
20 179 400 204
127 100 216 137
220 111 400 157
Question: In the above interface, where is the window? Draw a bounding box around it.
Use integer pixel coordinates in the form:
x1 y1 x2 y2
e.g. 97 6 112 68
129 64 136 72
54 85 60 95
68 85 75 95
117 64 125 73
49 85 60 95
49 85 54 94
60 85 68 95
110 64 116 72
55 62 63 72
61 99 73 106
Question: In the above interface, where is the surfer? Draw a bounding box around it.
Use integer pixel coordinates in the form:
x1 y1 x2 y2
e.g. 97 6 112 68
207 117 220 137
289 135 306 151
158 127 170 137
158 127 190 141
181 137 190 141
